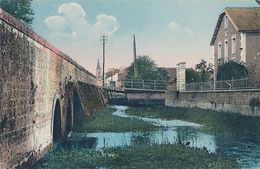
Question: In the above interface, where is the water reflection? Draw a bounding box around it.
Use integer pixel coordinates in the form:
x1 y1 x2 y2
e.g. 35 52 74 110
130 132 151 145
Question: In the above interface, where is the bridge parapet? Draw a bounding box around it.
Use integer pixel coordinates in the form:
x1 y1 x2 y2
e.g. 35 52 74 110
122 79 167 91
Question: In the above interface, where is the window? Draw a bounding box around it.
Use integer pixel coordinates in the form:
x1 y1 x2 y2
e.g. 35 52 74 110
231 35 236 55
224 15 228 29
224 38 228 60
218 43 222 59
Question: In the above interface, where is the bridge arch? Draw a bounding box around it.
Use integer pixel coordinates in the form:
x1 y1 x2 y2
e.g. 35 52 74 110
52 96 62 142
72 87 85 127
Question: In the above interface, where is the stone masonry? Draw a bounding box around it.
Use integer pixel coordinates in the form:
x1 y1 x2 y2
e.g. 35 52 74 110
165 90 260 116
0 8 105 168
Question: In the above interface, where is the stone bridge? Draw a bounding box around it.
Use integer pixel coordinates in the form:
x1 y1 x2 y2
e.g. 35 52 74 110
0 9 105 168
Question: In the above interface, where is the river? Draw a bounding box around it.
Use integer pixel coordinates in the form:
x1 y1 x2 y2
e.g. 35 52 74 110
68 105 260 169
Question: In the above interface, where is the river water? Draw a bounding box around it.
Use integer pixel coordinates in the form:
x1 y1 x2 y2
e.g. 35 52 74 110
68 105 260 169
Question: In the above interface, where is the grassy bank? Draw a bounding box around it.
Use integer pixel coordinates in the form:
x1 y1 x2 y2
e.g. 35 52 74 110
73 107 158 132
127 106 260 138
31 144 238 169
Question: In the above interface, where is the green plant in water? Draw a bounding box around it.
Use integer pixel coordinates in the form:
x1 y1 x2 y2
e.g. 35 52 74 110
73 107 158 133
31 144 239 169
127 106 260 139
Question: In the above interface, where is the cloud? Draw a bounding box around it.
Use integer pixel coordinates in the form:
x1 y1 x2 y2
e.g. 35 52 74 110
168 21 193 35
184 28 193 35
58 2 86 18
168 22 181 31
95 14 118 35
45 16 67 32
43 2 119 73
45 2 118 38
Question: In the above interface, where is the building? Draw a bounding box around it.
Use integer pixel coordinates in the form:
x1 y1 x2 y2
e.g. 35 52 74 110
96 59 102 86
105 68 122 87
210 7 260 79
117 68 128 87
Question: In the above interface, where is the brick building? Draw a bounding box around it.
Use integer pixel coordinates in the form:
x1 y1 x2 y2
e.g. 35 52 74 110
210 7 260 79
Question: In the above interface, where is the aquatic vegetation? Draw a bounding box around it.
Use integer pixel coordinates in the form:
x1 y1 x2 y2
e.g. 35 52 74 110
73 107 158 133
126 106 260 139
30 144 239 169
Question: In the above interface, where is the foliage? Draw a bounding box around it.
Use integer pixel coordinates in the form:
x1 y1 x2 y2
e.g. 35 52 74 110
31 144 238 169
73 107 158 132
186 60 213 83
127 106 260 139
186 68 201 83
217 60 248 80
127 55 168 80
97 144 238 169
0 0 34 26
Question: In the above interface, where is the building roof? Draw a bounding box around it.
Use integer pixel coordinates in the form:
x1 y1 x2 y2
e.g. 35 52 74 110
210 7 260 46
105 68 121 79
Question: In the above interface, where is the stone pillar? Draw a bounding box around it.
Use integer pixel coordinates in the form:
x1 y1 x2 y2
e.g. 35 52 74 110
176 62 186 91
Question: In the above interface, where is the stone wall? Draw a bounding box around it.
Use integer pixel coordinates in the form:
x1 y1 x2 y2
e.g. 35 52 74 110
165 90 260 116
0 9 103 168
126 92 165 106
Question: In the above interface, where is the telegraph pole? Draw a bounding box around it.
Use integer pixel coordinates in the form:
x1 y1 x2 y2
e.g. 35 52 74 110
100 35 108 87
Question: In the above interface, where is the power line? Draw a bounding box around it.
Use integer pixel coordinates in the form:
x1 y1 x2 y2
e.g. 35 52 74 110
100 35 108 87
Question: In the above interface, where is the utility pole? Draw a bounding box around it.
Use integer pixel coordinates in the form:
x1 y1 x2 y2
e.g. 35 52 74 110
133 34 138 78
100 35 108 87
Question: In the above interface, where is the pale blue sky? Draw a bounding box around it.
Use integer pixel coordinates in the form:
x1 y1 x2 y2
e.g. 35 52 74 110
32 0 259 73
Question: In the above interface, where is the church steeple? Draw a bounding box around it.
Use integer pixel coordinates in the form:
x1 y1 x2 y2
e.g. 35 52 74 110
96 59 101 70
96 59 102 86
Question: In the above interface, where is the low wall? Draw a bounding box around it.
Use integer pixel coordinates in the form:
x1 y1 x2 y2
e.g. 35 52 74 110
165 90 260 116
109 92 165 106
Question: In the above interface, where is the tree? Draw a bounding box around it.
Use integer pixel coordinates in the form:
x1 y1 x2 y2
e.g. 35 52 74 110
186 69 201 83
195 59 207 73
217 61 248 80
0 0 34 26
186 60 214 83
127 55 167 80
195 59 213 82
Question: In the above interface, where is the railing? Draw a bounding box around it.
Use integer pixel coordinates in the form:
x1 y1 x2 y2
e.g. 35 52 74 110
185 78 260 91
123 79 167 91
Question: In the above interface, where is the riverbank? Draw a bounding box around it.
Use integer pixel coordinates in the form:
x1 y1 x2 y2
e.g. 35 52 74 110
73 107 158 132
126 106 260 139
30 144 238 169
